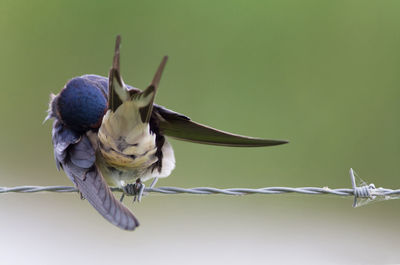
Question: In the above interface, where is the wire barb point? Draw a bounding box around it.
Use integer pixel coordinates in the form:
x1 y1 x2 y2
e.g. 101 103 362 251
350 168 379 207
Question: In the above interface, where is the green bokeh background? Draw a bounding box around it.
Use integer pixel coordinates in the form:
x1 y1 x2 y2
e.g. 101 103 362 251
1 0 399 264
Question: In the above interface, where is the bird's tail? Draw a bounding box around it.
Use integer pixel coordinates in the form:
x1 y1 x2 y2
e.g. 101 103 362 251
107 35 168 124
131 55 168 123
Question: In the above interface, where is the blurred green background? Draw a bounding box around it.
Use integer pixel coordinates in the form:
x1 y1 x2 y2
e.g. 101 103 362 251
1 0 400 264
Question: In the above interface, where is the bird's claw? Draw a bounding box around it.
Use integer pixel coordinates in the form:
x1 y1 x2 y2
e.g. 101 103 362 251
120 179 145 203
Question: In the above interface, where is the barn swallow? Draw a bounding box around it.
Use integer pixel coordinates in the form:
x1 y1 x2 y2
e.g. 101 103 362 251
46 35 288 231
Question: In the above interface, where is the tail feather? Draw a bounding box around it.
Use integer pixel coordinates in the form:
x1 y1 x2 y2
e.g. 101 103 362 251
133 56 168 123
108 35 128 111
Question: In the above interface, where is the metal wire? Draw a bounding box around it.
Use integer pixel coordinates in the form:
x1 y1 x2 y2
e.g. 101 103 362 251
0 185 399 196
0 169 399 206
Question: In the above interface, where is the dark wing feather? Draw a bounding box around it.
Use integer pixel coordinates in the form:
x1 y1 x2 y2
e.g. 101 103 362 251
68 135 95 168
52 120 139 230
70 167 139 230
52 121 80 171
154 105 288 147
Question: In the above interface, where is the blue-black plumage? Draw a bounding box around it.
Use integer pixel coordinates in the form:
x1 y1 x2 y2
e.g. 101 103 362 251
57 76 108 132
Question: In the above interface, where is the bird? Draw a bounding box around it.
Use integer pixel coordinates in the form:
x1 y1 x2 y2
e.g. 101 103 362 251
45 35 288 231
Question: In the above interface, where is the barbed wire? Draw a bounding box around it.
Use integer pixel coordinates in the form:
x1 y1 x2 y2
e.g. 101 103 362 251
1 169 399 207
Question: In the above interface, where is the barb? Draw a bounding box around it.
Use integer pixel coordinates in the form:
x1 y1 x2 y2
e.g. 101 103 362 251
0 169 399 207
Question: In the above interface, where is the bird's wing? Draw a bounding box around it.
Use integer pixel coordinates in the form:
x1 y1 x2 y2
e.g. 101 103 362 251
154 105 288 147
52 120 139 230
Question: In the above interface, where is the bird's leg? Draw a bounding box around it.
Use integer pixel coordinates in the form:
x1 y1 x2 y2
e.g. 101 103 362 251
120 178 145 203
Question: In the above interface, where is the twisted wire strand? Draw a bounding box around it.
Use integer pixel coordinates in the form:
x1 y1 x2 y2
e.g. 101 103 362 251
1 169 399 207
0 185 399 197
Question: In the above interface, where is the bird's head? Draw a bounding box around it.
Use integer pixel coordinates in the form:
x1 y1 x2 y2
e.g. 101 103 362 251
48 76 108 132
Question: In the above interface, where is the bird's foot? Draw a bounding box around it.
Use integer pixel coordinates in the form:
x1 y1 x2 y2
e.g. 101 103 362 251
120 178 145 203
